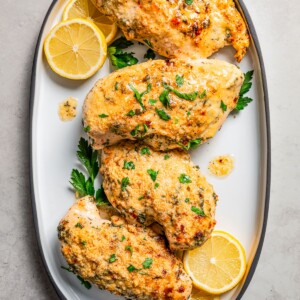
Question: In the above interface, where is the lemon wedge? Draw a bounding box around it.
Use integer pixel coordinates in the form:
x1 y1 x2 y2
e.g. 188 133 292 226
44 18 107 80
183 231 247 295
62 0 117 44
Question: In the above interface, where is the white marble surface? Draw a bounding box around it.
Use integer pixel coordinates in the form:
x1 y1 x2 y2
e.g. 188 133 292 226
0 0 299 299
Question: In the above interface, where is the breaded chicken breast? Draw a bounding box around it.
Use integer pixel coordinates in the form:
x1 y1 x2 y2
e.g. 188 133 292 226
92 0 249 62
58 196 192 299
100 142 218 251
83 59 244 151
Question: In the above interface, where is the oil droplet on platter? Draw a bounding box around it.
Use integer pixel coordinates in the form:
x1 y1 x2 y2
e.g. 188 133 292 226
208 155 234 177
58 97 78 121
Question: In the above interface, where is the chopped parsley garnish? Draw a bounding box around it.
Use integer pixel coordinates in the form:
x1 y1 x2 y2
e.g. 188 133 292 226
81 241 87 246
144 39 153 48
220 101 227 112
163 83 198 101
138 196 145 201
123 160 135 170
140 147 150 155
187 111 191 116
149 99 157 105
109 254 117 263
142 258 153 269
108 37 138 69
126 110 135 117
125 245 133 256
191 206 206 217
236 70 254 111
75 223 83 229
179 174 192 184
144 49 156 60
127 265 138 272
121 235 126 242
185 0 193 5
159 89 171 108
115 82 119 90
154 183 159 189
147 169 159 182
95 186 111 206
185 198 190 203
164 154 170 160
61 266 92 289
83 125 90 132
181 138 202 150
130 124 148 137
99 113 108 118
128 83 151 111
176 75 184 87
199 90 207 99
155 108 171 121
121 177 130 191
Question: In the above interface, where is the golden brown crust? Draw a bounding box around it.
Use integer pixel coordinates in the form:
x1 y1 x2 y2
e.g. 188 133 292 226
83 59 243 150
93 0 249 61
100 142 218 250
58 196 192 299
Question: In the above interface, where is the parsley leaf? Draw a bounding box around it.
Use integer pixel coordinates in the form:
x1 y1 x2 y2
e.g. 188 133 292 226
128 83 151 111
70 169 94 197
159 89 171 108
154 183 159 189
108 47 138 69
235 70 254 111
220 101 227 112
121 177 130 191
123 160 135 170
142 258 153 269
164 154 170 160
140 147 150 155
115 82 119 90
176 75 184 87
144 49 156 60
149 99 157 105
126 110 135 117
125 245 133 256
95 187 111 206
179 174 192 184
147 169 159 182
130 124 148 137
109 254 117 263
199 90 207 99
155 108 171 121
127 265 138 272
77 138 99 182
180 138 202 150
236 97 253 110
77 276 92 289
99 114 108 118
191 206 206 217
143 39 153 48
110 36 134 49
83 125 90 132
75 223 83 229
185 0 193 4
163 83 198 101
121 235 126 242
61 266 91 289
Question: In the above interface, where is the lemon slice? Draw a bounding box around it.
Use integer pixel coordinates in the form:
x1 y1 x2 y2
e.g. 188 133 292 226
183 231 247 295
44 18 107 80
191 288 220 300
62 0 117 44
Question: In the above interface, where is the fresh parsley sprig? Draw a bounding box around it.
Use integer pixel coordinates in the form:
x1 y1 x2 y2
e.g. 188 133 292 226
108 37 138 69
70 137 110 206
236 70 254 111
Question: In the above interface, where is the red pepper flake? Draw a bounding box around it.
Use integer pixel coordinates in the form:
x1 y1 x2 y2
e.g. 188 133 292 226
180 224 185 232
171 17 181 26
145 120 152 127
178 286 185 293
164 287 173 297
